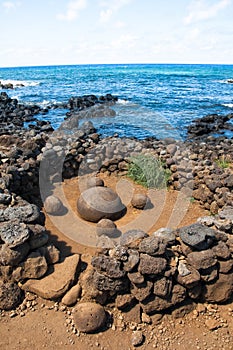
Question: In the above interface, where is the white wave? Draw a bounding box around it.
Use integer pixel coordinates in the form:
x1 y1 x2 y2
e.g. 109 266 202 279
117 99 131 105
0 79 40 87
222 103 233 108
219 79 233 84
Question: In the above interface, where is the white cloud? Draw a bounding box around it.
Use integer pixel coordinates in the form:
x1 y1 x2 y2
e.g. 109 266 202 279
57 0 87 21
111 33 138 49
184 0 231 24
2 1 21 12
99 0 132 23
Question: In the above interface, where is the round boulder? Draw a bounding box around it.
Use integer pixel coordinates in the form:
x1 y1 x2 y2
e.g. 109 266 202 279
44 195 63 215
96 219 117 237
73 302 106 333
85 177 104 189
131 194 148 209
0 281 23 310
77 187 126 222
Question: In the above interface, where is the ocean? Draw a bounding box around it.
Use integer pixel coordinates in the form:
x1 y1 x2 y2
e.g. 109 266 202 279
0 64 233 140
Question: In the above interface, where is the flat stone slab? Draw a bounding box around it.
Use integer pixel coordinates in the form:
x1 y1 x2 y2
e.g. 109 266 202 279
21 254 80 299
178 223 216 250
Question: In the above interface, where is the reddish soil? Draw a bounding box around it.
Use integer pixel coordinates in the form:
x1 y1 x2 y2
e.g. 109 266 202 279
1 174 233 350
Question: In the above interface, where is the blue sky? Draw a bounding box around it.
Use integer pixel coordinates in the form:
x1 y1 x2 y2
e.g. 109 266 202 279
0 0 232 67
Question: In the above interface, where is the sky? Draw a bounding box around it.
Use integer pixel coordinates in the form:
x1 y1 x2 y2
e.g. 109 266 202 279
0 0 233 67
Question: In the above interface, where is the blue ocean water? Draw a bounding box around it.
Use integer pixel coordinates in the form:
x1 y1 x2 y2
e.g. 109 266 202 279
0 64 233 139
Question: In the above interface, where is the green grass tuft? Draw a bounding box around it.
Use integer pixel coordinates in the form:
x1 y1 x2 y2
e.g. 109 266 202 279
215 156 230 169
127 154 171 189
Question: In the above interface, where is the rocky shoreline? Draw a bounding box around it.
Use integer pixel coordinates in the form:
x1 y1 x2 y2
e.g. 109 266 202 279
0 91 233 341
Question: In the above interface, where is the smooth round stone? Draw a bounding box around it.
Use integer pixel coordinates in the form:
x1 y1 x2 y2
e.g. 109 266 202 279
85 177 104 189
77 187 126 222
131 194 148 209
73 302 106 333
96 219 117 237
44 195 63 215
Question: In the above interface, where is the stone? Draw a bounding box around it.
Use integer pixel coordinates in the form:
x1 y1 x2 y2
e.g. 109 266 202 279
219 260 233 274
128 272 144 285
0 242 29 266
178 223 216 250
73 302 106 333
0 193 11 205
200 265 218 283
203 273 233 303
219 206 233 221
77 187 126 222
115 293 136 310
0 220 30 248
96 219 117 237
171 301 195 319
141 295 172 314
131 331 144 347
109 245 128 261
171 284 187 305
131 194 148 209
187 249 217 270
91 255 125 279
96 235 116 249
44 195 63 215
39 244 60 264
131 281 153 302
0 281 23 310
61 283 82 306
152 228 176 245
177 263 200 288
205 319 220 331
188 283 203 300
138 254 167 275
93 271 129 292
21 254 80 299
120 230 148 249
4 204 41 223
79 267 109 305
20 251 48 279
123 304 141 324
83 177 104 190
139 236 166 256
28 224 49 249
212 241 231 259
123 249 140 272
153 277 172 297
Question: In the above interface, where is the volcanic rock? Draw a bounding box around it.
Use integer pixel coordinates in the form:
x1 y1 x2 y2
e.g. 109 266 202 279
139 236 167 256
0 220 30 248
178 223 216 250
187 249 217 270
203 273 233 303
120 230 148 248
0 242 30 266
0 281 23 310
138 254 167 275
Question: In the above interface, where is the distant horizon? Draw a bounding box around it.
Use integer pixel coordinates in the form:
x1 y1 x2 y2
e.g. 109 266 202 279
1 62 233 70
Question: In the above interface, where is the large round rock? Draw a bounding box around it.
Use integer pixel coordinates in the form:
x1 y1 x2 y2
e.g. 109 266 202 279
73 302 106 333
77 187 126 222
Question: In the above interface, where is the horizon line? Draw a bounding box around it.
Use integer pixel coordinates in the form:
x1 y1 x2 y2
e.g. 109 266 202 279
1 62 233 69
